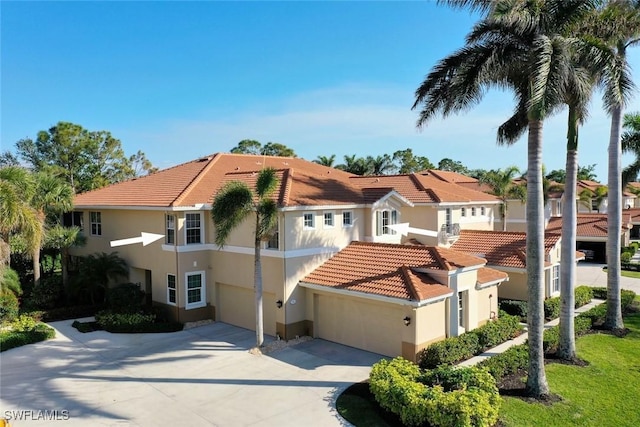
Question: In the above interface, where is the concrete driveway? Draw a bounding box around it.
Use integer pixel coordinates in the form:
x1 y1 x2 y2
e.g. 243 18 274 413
1 320 384 426
577 262 640 294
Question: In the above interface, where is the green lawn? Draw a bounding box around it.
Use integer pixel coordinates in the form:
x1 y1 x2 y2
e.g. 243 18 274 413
337 302 640 427
602 267 640 279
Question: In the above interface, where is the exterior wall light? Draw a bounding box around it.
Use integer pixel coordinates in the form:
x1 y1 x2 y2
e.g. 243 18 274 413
276 300 283 309
403 316 411 326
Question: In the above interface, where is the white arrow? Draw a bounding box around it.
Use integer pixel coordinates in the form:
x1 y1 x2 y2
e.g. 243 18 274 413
110 232 165 248
388 223 439 237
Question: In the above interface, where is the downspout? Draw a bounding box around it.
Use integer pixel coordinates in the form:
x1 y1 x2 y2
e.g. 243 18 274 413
174 212 180 323
282 212 287 339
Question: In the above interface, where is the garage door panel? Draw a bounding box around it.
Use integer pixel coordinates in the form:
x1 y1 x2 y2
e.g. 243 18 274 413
316 293 402 357
217 284 276 336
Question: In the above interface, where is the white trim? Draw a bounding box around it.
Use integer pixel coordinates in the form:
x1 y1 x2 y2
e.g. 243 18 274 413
303 212 315 230
185 271 206 310
323 211 335 229
75 205 212 211
184 211 204 245
476 276 507 290
90 211 102 236
162 243 342 259
371 190 414 209
300 281 452 307
280 204 364 212
342 210 354 228
167 273 177 306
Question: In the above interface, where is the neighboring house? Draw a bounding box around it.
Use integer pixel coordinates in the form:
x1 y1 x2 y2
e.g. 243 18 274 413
626 207 640 239
300 241 507 360
447 230 563 301
546 213 632 263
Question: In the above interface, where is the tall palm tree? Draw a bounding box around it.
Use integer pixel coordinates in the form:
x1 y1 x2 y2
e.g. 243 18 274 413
313 155 336 167
76 252 128 304
211 168 279 348
30 173 74 287
413 0 596 397
579 186 608 212
366 155 394 175
0 166 42 269
479 166 526 231
622 112 640 184
336 154 369 175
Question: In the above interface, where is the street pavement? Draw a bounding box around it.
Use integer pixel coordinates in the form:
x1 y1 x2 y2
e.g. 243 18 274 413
577 262 640 295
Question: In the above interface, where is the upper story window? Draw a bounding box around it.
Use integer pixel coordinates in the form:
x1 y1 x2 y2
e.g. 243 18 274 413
323 212 334 228
445 208 452 225
471 207 477 216
461 207 466 217
343 211 353 227
376 209 398 236
167 274 176 305
185 213 202 244
63 211 84 230
90 211 102 236
480 206 486 216
303 213 315 230
266 221 279 249
166 214 176 244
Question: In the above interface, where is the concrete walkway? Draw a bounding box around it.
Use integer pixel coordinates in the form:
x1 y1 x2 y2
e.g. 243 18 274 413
458 298 605 367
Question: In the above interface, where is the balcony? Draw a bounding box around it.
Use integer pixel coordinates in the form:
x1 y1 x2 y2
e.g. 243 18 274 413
438 223 460 245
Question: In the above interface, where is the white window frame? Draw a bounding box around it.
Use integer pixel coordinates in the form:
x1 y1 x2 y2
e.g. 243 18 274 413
185 212 203 245
461 207 466 217
303 212 315 230
323 211 335 229
90 211 102 236
471 207 477 216
185 271 206 309
376 209 398 236
167 274 176 306
458 291 466 330
342 210 353 227
551 265 560 294
480 206 486 216
266 221 279 250
166 214 176 245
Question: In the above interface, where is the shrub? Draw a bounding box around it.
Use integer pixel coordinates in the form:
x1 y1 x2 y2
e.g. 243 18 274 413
477 344 528 382
498 299 527 320
1 268 22 297
418 333 480 369
0 291 20 323
575 316 592 336
621 289 636 311
10 314 39 332
0 323 55 352
575 286 593 308
591 287 607 300
543 325 560 353
24 276 64 309
369 357 422 417
578 304 607 326
94 310 182 333
475 314 523 350
544 297 560 320
621 252 633 263
34 304 104 322
107 283 145 314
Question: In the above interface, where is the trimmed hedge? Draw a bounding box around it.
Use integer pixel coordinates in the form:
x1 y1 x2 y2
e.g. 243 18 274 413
370 357 500 427
95 310 183 333
24 304 105 322
0 291 19 322
498 299 527 320
575 286 593 308
589 288 636 312
477 344 528 382
418 314 523 369
544 298 560 320
0 323 56 352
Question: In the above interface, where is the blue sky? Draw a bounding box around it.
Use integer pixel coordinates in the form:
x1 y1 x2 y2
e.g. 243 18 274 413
2 1 639 181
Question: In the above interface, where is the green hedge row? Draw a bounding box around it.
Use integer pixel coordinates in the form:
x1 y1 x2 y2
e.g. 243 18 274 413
501 286 593 322
418 313 523 369
370 357 500 427
24 304 105 323
0 324 56 352
95 311 183 333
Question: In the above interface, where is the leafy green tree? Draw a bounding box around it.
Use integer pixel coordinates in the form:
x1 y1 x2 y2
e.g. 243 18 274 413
391 148 434 174
413 0 596 397
336 155 370 175
0 267 22 297
0 152 19 167
479 167 526 231
129 150 158 177
622 112 640 184
229 140 297 157
75 252 128 304
211 168 279 348
437 158 470 174
230 139 262 155
314 155 336 167
366 155 394 175
579 186 608 212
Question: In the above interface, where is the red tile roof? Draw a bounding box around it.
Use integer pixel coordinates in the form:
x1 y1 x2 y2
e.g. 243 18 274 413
302 242 496 301
546 213 632 238
477 267 509 285
451 230 560 269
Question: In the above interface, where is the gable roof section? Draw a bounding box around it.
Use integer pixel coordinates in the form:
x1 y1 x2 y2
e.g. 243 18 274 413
546 213 632 238
451 230 560 269
301 241 488 301
74 153 363 208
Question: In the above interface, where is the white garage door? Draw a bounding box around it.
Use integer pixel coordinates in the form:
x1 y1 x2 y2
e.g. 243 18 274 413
217 283 276 336
315 293 403 357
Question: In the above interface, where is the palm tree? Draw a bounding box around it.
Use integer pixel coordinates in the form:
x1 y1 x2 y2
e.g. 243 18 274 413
479 166 526 231
622 112 640 184
579 186 608 212
0 166 42 269
46 225 86 294
30 173 74 287
76 252 128 304
336 155 369 175
211 168 279 348
366 155 394 175
313 155 336 167
413 0 596 398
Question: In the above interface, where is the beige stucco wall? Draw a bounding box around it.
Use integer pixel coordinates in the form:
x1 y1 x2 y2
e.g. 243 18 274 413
497 270 527 300
282 209 363 251
500 200 527 232
475 285 498 324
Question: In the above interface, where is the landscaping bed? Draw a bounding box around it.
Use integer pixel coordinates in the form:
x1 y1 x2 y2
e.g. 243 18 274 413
0 315 56 352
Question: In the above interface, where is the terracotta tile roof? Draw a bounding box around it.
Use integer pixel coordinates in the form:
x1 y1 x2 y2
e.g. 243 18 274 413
301 242 488 301
423 170 479 184
623 207 640 223
546 213 631 238
74 153 363 208
350 173 499 204
477 267 509 285
451 230 560 269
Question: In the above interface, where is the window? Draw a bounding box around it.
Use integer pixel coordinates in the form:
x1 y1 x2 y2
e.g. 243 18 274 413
166 214 176 244
343 211 353 227
480 206 486 216
167 274 176 305
458 291 465 329
90 211 102 236
185 213 202 244
185 272 205 309
323 212 334 228
267 221 279 249
471 207 476 216
445 208 452 229
376 209 398 236
461 207 466 217
551 265 560 294
303 213 315 229
63 211 83 230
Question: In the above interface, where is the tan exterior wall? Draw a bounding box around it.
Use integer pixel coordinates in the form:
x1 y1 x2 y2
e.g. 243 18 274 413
412 301 447 358
475 286 498 322
500 200 527 232
497 270 527 300
282 209 363 251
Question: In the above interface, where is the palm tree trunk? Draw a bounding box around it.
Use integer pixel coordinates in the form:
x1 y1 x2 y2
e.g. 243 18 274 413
502 202 508 232
525 119 550 397
254 215 265 348
32 248 41 288
606 104 624 330
558 107 579 360
62 248 70 297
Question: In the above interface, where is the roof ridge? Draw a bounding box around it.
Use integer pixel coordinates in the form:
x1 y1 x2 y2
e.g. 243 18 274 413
281 168 293 206
400 265 421 301
430 247 453 271
171 153 220 206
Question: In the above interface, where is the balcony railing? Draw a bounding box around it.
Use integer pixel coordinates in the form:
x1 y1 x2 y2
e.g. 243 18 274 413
438 223 461 245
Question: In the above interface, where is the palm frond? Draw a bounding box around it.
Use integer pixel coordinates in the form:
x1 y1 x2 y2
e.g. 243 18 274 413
256 199 278 240
255 167 279 199
211 182 254 247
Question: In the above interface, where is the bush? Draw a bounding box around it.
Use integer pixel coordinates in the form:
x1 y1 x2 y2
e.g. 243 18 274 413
418 333 480 369
498 299 527 320
589 288 636 312
475 314 523 350
34 304 104 322
107 283 145 314
0 324 55 352
94 310 183 333
1 268 22 297
0 291 19 323
24 276 64 310
10 314 39 332
543 325 560 353
575 316 592 336
575 286 593 308
544 297 560 320
578 304 607 326
477 344 528 382
591 287 607 300
621 252 633 263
